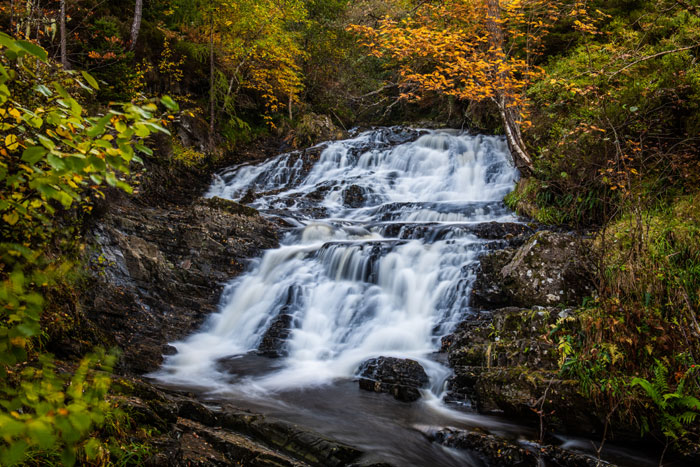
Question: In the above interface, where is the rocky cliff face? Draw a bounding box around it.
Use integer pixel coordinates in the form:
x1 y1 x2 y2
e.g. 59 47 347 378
440 230 638 445
472 230 595 309
81 196 279 374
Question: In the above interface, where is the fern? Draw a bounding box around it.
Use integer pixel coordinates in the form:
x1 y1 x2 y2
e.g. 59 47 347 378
631 363 700 442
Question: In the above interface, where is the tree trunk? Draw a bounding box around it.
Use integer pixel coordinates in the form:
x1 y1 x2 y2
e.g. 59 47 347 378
499 98 533 174
209 13 215 149
59 0 68 68
485 0 533 174
129 0 143 51
25 0 32 39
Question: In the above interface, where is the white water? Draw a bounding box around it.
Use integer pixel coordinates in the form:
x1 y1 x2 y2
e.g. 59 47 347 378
155 128 519 396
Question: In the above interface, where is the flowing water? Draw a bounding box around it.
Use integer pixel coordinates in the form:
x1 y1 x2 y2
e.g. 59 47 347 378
153 128 651 466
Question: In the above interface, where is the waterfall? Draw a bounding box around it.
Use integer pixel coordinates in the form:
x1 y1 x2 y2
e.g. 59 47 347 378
155 128 519 395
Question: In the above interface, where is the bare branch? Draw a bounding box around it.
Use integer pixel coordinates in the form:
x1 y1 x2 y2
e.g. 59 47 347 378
608 43 700 81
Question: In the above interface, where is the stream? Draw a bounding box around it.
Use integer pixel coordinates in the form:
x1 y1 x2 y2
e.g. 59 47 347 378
153 128 653 466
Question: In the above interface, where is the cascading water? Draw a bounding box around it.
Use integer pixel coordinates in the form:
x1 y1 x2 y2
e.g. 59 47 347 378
157 129 517 389
155 128 524 465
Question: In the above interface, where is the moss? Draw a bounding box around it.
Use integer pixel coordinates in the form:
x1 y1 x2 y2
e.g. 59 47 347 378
504 178 570 226
204 196 260 217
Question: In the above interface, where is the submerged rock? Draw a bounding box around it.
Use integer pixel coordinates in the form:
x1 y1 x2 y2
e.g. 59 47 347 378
430 428 602 467
357 357 429 402
257 314 294 358
342 184 367 208
472 231 594 309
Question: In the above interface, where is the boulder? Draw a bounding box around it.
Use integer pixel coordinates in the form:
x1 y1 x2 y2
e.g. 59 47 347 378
342 184 367 208
357 357 429 402
441 308 615 439
472 231 594 309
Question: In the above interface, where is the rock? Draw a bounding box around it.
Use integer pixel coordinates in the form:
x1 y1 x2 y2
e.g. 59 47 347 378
472 231 594 309
444 307 560 370
258 314 294 358
81 196 280 374
287 113 346 148
357 357 429 402
117 377 364 467
177 113 211 154
378 222 534 244
441 308 622 439
342 185 367 208
430 428 603 467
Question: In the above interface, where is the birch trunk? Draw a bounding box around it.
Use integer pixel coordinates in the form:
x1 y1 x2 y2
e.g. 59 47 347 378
59 0 68 68
485 0 533 174
129 0 143 51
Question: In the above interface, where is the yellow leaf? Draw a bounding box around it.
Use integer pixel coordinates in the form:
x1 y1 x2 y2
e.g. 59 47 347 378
3 211 19 225
5 134 19 151
10 337 26 348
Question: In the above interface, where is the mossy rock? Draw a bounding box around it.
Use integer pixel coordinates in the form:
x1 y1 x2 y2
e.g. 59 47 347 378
204 196 260 217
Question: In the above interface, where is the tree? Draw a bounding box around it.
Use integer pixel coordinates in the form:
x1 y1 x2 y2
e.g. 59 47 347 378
350 0 597 173
59 0 68 68
172 0 306 141
129 0 144 51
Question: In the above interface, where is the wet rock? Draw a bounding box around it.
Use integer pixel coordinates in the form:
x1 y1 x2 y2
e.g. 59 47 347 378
357 357 429 402
240 188 258 204
378 221 534 244
177 418 309 467
430 428 602 467
448 367 601 436
442 308 606 437
258 314 294 358
472 231 594 309
119 378 365 467
82 197 280 374
342 185 367 208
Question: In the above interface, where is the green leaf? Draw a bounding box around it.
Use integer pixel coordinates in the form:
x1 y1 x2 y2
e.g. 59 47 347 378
52 82 70 100
144 122 170 135
105 172 117 187
15 40 48 61
80 71 99 90
160 95 180 111
27 421 56 449
0 32 18 52
47 154 66 171
134 144 153 156
37 134 56 150
22 146 47 164
35 84 52 97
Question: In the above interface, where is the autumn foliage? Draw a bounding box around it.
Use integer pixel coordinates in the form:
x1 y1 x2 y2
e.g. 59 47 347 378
350 0 602 170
